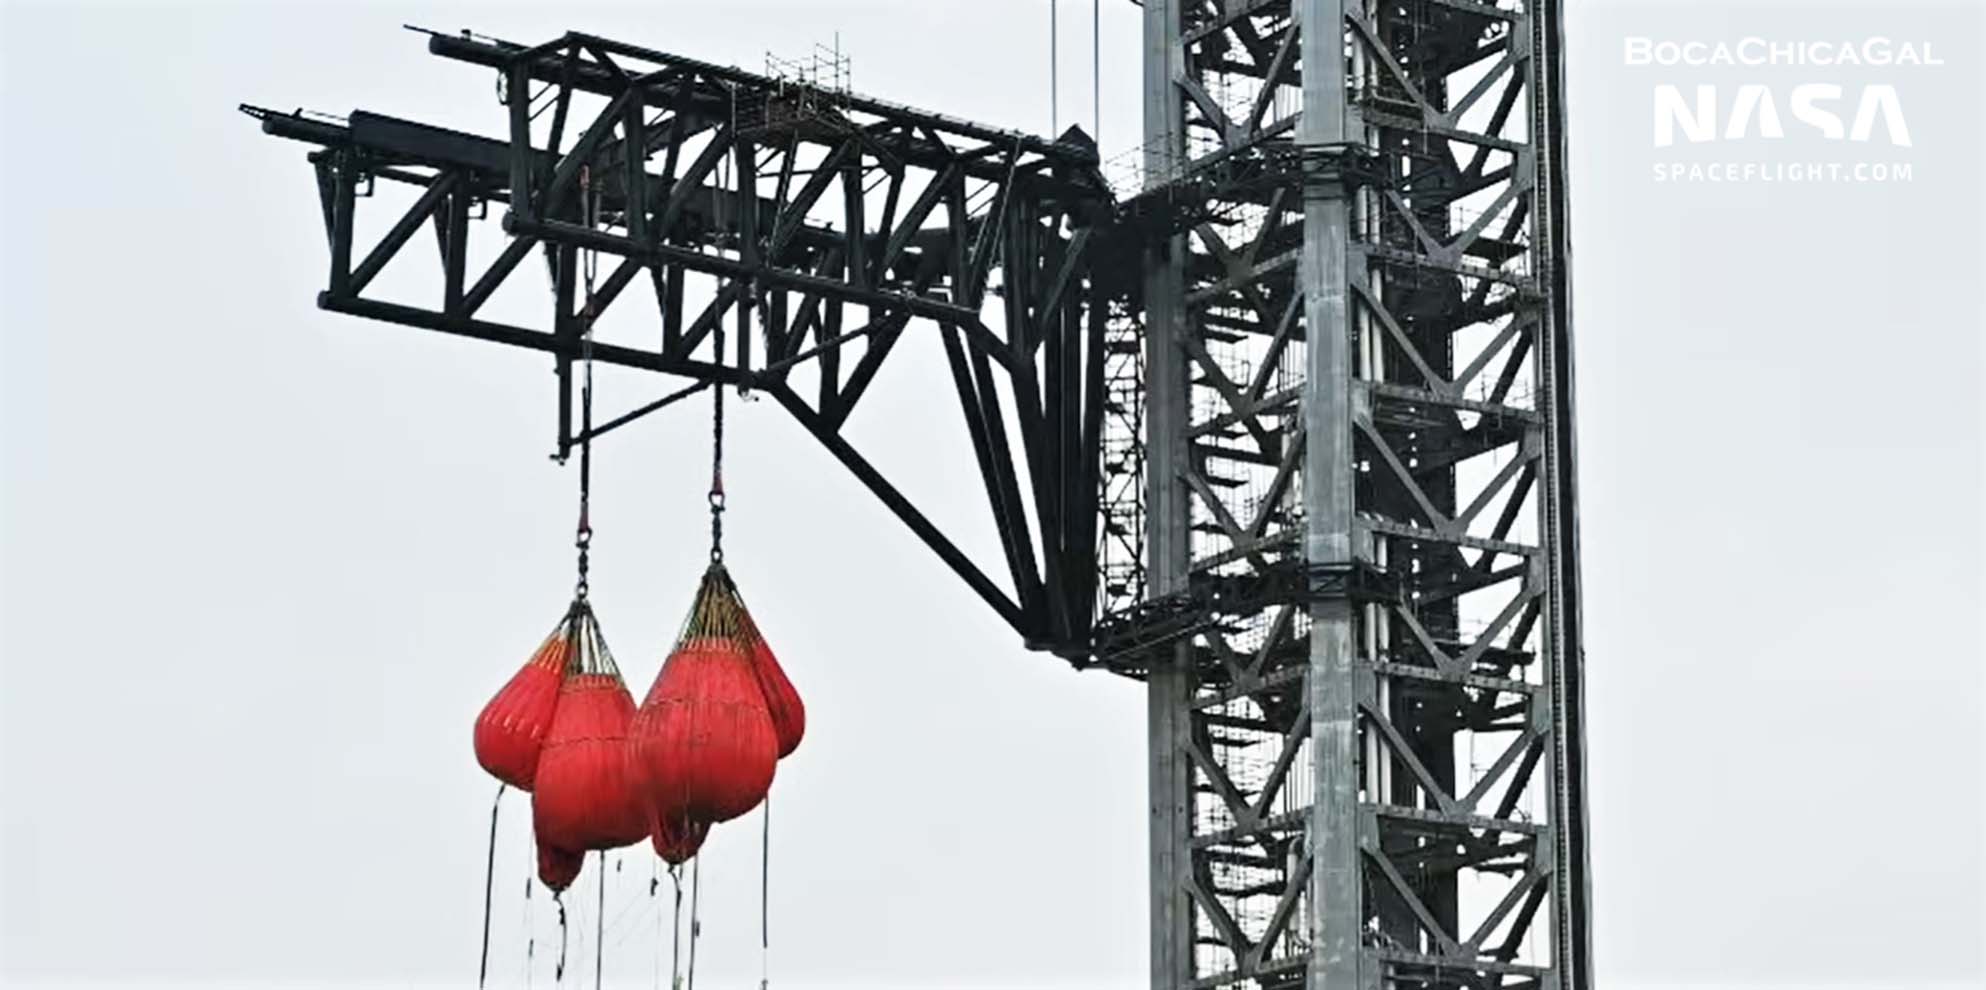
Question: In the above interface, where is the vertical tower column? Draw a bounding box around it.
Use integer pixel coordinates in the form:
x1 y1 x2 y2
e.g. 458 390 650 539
1141 1 1195 987
1296 2 1361 988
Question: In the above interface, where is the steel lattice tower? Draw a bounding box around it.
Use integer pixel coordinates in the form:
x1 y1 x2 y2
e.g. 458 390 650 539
1133 1 1591 986
244 4 1591 985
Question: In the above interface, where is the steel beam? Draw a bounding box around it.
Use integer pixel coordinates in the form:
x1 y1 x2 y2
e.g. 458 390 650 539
1298 3 1363 984
1142 0 1195 985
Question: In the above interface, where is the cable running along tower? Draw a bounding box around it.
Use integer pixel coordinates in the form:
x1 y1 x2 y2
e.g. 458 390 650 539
243 2 1591 986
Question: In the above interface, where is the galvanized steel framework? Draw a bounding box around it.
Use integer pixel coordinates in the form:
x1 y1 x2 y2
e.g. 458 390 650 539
1135 1 1590 987
244 6 1589 986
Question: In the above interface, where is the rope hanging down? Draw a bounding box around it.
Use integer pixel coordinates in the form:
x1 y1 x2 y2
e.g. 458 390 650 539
651 859 661 990
478 783 507 989
686 857 703 990
526 860 537 989
595 851 607 990
668 865 684 990
555 890 569 984
760 797 771 990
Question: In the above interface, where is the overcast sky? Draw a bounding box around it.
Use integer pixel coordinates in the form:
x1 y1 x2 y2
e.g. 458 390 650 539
2 1 1981 988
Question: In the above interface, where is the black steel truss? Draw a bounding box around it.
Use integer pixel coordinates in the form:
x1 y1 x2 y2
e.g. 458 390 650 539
246 28 1121 654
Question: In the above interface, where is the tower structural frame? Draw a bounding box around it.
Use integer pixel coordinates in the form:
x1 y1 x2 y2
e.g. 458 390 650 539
241 9 1593 986
1133 1 1592 986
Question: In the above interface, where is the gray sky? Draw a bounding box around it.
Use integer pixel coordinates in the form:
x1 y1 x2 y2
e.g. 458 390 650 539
2 1 1981 988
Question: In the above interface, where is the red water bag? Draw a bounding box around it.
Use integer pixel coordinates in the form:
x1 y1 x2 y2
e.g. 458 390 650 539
473 612 574 791
631 636 777 824
648 809 710 865
537 843 584 893
532 604 648 853
736 599 805 759
629 567 778 827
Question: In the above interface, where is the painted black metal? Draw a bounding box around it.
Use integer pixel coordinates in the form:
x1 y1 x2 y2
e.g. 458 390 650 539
1086 559 1399 676
246 29 1122 655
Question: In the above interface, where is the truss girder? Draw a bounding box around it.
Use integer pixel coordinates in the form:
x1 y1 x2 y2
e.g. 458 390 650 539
246 29 1118 653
